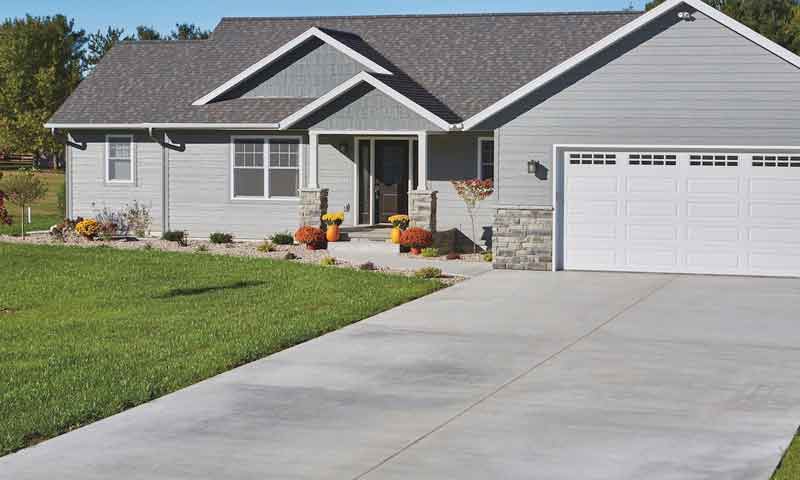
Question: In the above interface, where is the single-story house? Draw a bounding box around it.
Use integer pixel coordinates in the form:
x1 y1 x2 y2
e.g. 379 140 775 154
47 0 800 276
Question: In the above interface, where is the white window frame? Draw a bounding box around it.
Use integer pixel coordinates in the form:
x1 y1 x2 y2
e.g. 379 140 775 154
477 137 495 180
230 135 303 201
105 134 135 184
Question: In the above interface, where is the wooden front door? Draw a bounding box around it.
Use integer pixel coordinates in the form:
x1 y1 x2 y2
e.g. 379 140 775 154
374 140 409 223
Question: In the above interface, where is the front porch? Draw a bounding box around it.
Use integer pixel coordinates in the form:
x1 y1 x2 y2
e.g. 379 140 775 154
301 131 438 233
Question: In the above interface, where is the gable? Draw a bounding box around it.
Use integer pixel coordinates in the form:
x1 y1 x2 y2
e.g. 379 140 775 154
219 39 365 100
296 82 441 131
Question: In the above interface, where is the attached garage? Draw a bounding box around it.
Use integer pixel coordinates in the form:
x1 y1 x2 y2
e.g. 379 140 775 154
560 149 800 276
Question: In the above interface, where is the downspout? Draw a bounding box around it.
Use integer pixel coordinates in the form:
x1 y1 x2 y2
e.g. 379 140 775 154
147 128 168 235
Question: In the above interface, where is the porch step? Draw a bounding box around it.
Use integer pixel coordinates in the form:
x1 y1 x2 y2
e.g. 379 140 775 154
340 226 394 243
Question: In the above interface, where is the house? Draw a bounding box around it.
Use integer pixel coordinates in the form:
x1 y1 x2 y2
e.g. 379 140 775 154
46 0 800 276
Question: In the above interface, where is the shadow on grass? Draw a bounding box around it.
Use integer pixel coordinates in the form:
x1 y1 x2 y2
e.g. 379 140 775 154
155 280 266 299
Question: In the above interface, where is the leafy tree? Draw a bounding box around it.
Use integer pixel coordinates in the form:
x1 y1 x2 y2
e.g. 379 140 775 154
0 173 12 227
86 26 130 68
0 15 85 164
0 170 47 237
170 23 210 40
136 25 162 41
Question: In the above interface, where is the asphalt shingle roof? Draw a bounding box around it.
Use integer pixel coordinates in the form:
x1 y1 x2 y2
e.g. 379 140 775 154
50 11 641 125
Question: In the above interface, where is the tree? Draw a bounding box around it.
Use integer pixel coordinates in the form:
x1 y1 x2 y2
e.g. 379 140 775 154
0 171 47 238
136 25 162 41
0 173 12 227
0 15 85 164
170 23 210 40
86 26 130 68
451 179 494 253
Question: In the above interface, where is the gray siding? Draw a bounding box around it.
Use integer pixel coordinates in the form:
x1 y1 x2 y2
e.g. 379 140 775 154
69 131 163 231
300 83 441 131
492 7 800 207
166 131 308 239
429 133 495 248
233 40 363 99
319 135 356 225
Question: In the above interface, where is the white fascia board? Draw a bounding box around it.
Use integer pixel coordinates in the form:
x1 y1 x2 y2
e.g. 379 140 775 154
192 27 392 106
278 71 452 131
45 123 280 130
461 0 800 131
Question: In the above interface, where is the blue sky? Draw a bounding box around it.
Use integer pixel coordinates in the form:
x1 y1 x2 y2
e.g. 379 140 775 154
2 1 646 36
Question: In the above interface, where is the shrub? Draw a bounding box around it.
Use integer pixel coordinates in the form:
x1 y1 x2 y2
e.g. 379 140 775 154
56 180 66 215
271 232 294 245
421 247 439 258
0 171 47 237
162 230 188 246
283 252 297 260
257 240 276 253
319 257 336 266
446 252 461 260
124 201 152 237
388 214 410 230
294 226 326 249
415 267 442 279
483 252 493 262
95 207 128 239
142 243 154 251
75 219 100 239
0 176 13 226
195 244 209 253
322 212 345 226
209 232 234 244
358 261 376 271
400 227 433 249
50 217 83 242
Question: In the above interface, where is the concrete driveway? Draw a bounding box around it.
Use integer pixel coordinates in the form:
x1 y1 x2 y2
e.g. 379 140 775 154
2 271 800 479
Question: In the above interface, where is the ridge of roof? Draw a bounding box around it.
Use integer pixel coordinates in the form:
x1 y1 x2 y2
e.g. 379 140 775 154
218 10 642 23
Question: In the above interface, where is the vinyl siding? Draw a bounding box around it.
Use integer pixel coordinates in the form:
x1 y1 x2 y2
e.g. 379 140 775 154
68 131 162 230
231 40 363 99
491 7 800 207
299 83 441 131
166 131 307 239
319 135 356 225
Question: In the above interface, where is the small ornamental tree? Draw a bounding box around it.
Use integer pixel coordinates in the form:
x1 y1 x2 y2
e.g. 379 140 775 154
0 170 47 238
451 179 494 253
0 173 12 227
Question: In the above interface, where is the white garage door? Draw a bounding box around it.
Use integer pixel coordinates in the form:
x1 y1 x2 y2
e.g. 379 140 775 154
563 150 800 277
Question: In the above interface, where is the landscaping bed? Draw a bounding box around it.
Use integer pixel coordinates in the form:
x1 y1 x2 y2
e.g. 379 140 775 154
0 242 443 456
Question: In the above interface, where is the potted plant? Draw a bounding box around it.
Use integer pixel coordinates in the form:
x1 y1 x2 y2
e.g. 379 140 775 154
322 212 344 242
388 214 410 244
294 226 326 250
400 227 433 255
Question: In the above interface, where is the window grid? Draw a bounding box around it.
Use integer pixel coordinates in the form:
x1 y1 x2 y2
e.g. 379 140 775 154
479 138 494 180
752 154 800 168
106 135 134 182
232 137 301 199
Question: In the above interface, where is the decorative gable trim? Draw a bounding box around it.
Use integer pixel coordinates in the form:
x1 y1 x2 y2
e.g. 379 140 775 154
278 72 451 131
460 0 800 130
192 27 392 106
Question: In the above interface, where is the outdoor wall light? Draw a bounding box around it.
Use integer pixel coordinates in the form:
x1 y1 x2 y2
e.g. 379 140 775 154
337 143 349 155
528 159 540 174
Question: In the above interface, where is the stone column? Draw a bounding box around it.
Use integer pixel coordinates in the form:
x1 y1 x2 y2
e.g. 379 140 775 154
299 188 328 228
408 190 437 232
492 206 553 270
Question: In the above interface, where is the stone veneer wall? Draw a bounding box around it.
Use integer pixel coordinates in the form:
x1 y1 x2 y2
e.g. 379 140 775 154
492 206 553 270
408 190 437 232
299 188 328 228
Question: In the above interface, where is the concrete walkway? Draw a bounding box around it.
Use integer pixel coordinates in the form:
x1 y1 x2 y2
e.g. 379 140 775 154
2 271 800 479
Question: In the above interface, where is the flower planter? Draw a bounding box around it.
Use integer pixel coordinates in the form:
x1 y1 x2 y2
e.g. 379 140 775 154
326 225 340 242
410 247 422 255
390 227 402 244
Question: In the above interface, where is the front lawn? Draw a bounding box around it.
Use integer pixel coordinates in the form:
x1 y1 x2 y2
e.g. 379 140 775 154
0 170 64 236
0 243 442 456
773 432 799 480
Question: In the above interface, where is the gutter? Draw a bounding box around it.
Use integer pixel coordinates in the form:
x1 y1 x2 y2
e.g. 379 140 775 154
44 122 281 130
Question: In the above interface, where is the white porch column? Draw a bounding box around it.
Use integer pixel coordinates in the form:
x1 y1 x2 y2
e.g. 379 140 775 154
308 131 319 188
416 131 428 190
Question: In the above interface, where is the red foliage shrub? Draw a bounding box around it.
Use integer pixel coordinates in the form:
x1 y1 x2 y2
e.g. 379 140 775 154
399 227 433 249
294 226 326 248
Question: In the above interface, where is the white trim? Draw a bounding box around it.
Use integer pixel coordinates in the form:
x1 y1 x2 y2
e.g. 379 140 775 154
280 72 452 131
416 131 428 190
353 135 417 226
46 123 281 130
230 135 303 201
308 132 319 188
551 142 800 272
477 136 494 180
105 134 135 184
192 27 392 106
309 129 425 136
461 0 800 131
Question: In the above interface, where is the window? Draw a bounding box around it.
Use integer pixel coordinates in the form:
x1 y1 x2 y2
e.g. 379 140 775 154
478 138 494 180
232 136 301 199
106 135 134 182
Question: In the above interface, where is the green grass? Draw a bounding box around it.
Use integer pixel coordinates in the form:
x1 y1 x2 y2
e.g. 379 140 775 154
0 243 442 456
773 432 800 480
0 170 64 236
